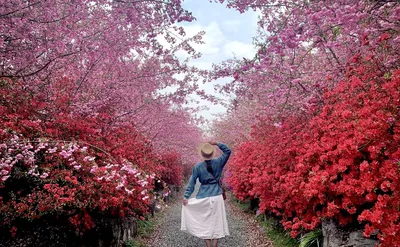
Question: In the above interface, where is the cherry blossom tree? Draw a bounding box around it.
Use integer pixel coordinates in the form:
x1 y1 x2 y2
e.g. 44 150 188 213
0 0 204 178
212 0 399 120
210 0 400 245
0 0 204 241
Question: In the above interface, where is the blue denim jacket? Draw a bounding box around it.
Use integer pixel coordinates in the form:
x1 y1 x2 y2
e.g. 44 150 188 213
184 143 231 199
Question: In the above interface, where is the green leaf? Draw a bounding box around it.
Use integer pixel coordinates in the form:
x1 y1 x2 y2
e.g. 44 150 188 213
332 26 342 40
383 72 391 80
299 229 323 247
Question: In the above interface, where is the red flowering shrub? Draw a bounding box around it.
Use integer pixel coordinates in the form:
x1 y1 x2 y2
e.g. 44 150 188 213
299 62 400 245
0 78 184 236
227 59 400 245
0 136 154 231
226 140 260 201
158 151 184 186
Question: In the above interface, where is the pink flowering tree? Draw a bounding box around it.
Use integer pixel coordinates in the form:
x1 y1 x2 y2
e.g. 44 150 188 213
208 0 400 245
212 0 399 120
0 74 200 240
0 0 204 164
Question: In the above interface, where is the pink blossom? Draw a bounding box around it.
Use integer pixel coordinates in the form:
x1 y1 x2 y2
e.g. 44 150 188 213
116 183 124 190
90 166 98 173
83 156 95 162
59 150 72 158
125 188 134 195
47 147 57 154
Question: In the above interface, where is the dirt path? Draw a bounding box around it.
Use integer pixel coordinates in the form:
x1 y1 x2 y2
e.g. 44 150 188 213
145 183 274 247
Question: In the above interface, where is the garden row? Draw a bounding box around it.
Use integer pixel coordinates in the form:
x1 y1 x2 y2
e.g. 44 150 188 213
209 0 400 246
0 0 203 245
226 60 399 246
0 78 187 245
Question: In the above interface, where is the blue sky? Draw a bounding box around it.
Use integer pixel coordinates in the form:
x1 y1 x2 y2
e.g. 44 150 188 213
179 0 259 121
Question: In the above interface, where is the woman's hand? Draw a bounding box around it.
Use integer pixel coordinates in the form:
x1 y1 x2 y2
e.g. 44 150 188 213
208 141 218 145
183 198 188 206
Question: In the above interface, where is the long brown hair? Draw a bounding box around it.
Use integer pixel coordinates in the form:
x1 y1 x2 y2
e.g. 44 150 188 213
205 160 213 174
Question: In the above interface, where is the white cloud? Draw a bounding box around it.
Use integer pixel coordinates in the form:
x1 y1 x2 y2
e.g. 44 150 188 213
251 9 262 33
175 49 191 61
184 77 232 121
222 20 241 33
200 77 231 94
223 41 257 59
189 60 213 70
187 96 227 122
157 21 226 62
182 21 225 55
199 103 227 119
156 5 260 121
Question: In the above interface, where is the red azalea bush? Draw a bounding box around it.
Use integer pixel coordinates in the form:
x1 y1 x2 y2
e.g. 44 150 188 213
158 151 184 186
0 136 155 233
0 78 184 236
298 60 400 245
227 58 400 245
225 140 259 201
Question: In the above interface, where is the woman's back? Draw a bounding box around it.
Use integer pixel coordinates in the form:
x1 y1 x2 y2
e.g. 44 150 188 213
183 143 231 199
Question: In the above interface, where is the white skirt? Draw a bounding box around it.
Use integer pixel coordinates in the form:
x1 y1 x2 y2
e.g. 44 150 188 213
181 195 229 239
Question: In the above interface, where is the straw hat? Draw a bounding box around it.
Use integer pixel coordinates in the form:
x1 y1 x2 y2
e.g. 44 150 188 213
198 143 215 160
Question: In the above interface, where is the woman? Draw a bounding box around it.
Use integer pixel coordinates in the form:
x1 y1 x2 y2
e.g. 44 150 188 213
181 141 231 247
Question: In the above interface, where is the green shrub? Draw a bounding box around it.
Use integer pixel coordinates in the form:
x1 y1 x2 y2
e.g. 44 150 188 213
299 229 323 247
256 215 298 247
